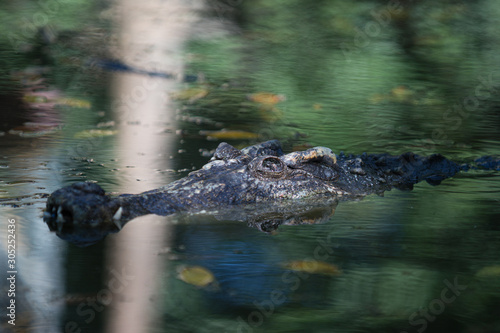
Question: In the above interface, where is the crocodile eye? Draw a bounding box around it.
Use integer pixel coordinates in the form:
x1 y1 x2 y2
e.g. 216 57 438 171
261 157 284 171
252 156 287 179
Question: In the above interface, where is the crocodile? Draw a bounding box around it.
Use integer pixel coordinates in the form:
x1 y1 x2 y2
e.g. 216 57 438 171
43 140 499 246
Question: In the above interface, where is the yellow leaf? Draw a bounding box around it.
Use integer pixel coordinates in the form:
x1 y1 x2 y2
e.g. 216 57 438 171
171 87 209 102
247 92 286 106
56 98 91 109
390 85 414 102
178 266 216 287
476 265 500 278
282 260 342 276
200 129 260 140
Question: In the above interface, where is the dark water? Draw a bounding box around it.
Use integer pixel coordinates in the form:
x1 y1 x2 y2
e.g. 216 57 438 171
1 1 500 332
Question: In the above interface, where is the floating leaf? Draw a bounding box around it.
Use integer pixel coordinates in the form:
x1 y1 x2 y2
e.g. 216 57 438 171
370 85 418 104
74 129 118 139
476 265 500 278
390 85 414 102
200 129 260 140
171 87 209 102
56 98 91 109
282 260 342 276
178 265 216 287
247 92 286 106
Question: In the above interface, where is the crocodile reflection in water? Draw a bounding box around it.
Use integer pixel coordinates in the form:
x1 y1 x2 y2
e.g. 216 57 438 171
43 140 499 246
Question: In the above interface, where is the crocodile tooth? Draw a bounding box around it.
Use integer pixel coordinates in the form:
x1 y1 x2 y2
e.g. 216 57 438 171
113 206 123 221
56 207 65 232
56 206 64 223
112 207 123 230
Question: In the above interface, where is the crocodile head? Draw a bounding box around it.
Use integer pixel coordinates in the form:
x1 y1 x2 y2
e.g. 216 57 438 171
43 140 343 246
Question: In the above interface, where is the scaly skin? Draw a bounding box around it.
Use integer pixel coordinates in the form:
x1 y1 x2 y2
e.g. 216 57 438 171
43 140 499 246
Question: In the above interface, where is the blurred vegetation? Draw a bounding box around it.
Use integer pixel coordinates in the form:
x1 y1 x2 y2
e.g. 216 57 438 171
185 0 500 156
3 0 500 155
0 0 109 96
